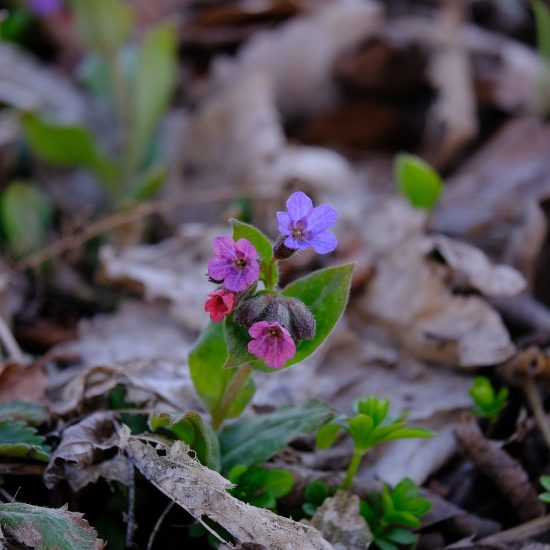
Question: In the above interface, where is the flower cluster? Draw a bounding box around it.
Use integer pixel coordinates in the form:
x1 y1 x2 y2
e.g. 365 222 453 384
203 191 337 369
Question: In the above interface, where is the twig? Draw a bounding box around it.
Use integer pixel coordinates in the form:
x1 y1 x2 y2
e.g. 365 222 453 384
480 514 550 545
146 501 175 550
0 463 45 476
126 459 136 548
522 376 550 451
0 312 24 362
17 188 245 270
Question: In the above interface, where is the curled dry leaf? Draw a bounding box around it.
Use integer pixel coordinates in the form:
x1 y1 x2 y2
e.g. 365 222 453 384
454 416 544 522
310 491 372 550
44 412 120 489
359 199 516 367
123 436 332 549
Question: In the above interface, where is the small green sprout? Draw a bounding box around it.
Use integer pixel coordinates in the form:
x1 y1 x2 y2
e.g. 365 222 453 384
360 478 431 550
302 479 335 517
539 476 550 503
316 396 433 491
394 153 443 210
227 465 294 511
469 376 508 428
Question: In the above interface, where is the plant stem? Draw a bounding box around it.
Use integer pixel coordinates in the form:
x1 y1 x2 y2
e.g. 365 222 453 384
522 377 550 451
341 450 364 491
211 363 254 432
265 257 277 290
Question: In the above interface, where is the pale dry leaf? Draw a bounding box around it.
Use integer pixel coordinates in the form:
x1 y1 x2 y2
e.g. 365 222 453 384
429 235 526 298
44 412 120 489
124 437 333 549
310 491 372 550
208 0 383 118
65 455 130 492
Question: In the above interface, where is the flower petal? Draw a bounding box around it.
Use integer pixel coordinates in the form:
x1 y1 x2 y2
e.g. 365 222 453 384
306 204 338 234
248 336 270 360
277 211 291 235
249 321 270 339
286 192 313 220
212 236 236 258
207 258 232 280
243 260 260 286
284 235 309 250
224 270 249 291
307 230 338 254
235 238 258 261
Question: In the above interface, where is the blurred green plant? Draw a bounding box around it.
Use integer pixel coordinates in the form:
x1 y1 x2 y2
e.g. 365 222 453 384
0 180 52 258
316 396 433 491
533 0 550 116
539 475 550 503
394 153 443 210
302 479 335 517
20 0 177 208
360 478 431 550
469 376 508 429
227 465 294 510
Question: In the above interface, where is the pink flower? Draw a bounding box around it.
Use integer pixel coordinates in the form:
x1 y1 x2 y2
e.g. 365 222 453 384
204 289 236 322
207 236 260 292
247 321 296 369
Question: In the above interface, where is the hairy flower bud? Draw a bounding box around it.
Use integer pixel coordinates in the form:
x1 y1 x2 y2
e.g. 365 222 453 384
234 293 315 342
273 235 297 260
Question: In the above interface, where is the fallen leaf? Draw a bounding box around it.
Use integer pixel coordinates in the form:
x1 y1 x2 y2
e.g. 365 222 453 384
44 412 120 489
124 436 332 549
0 502 104 550
310 491 372 550
64 455 130 492
0 361 47 403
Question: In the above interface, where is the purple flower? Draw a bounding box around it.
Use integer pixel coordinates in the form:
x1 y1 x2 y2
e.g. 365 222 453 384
207 236 260 292
247 321 296 369
29 0 63 16
277 192 338 254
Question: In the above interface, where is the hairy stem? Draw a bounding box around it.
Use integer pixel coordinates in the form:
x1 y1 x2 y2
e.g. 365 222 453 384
341 450 364 491
211 363 254 431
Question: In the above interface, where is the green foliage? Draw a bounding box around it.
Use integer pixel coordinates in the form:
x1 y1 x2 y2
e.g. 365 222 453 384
317 396 433 490
0 181 52 257
0 502 103 550
0 8 32 41
360 479 431 550
534 0 550 63
539 475 550 503
469 376 508 425
189 321 256 417
302 479 334 517
394 153 443 210
149 411 220 471
0 420 50 462
228 465 294 510
0 401 48 426
219 400 334 473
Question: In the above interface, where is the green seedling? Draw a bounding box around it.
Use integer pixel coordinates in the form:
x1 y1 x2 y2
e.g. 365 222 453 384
316 396 433 490
539 475 550 503
469 376 508 428
360 478 431 550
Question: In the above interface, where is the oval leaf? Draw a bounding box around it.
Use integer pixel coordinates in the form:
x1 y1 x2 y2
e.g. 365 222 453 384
394 153 442 210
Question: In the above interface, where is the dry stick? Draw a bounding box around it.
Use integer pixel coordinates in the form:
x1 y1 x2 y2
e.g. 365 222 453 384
126 459 136 548
0 312 24 362
480 514 550 545
146 501 175 550
0 464 45 476
17 188 244 271
522 376 550 451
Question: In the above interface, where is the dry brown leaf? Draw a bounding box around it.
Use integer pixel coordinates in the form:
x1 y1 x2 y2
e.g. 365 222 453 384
359 199 516 367
65 455 130 492
44 412 120 489
310 491 372 550
123 436 332 549
0 361 47 403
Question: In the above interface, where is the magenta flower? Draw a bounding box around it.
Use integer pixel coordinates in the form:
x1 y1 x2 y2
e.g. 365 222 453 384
247 321 296 369
29 0 63 16
207 236 260 292
277 192 338 254
204 289 236 322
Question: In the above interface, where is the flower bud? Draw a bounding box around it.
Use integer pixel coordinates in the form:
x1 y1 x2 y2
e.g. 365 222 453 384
273 235 297 260
234 293 315 342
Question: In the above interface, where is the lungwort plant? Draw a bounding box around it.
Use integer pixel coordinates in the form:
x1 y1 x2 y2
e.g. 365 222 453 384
190 191 354 431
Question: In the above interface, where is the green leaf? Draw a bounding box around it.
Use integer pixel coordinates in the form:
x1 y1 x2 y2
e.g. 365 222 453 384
125 164 167 202
374 539 398 550
149 411 220 471
540 492 550 503
21 113 117 191
534 0 550 63
316 422 341 449
222 314 258 369
304 480 329 506
126 24 177 174
376 427 434 445
302 502 319 517
384 528 417 545
0 502 104 550
277 263 354 370
262 469 294 498
219 400 334 473
71 0 132 54
0 420 50 462
541 476 550 492
394 153 443 210
0 181 52 258
348 414 374 452
0 401 48 426
189 322 255 418
385 510 421 529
